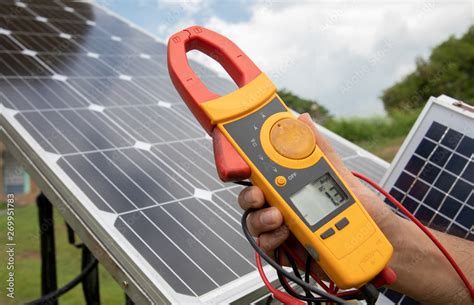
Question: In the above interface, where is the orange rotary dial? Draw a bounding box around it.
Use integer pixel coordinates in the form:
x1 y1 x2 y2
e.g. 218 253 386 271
270 118 315 160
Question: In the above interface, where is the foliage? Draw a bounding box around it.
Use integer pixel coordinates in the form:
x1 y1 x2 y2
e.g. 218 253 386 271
382 25 474 113
324 108 421 145
278 89 332 123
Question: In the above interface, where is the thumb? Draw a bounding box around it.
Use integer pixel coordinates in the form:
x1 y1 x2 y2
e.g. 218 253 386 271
297 112 314 125
296 113 356 186
297 112 321 144
296 113 334 156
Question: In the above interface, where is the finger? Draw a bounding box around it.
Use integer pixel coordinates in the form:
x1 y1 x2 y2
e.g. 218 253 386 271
258 225 290 254
297 113 331 152
238 186 265 210
298 113 344 167
247 207 283 236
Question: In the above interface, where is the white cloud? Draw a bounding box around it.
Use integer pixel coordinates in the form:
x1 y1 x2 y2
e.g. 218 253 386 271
158 0 206 14
155 0 211 37
181 0 473 117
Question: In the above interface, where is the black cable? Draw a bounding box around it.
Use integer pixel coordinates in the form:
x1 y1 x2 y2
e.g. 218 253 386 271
276 247 364 304
286 249 304 280
286 249 313 301
275 243 327 304
360 283 379 305
25 257 98 305
305 254 312 284
275 248 306 299
241 208 349 304
304 254 314 304
233 180 252 187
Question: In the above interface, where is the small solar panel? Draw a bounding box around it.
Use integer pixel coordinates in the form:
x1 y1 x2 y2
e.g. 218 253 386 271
0 1 389 303
381 95 473 304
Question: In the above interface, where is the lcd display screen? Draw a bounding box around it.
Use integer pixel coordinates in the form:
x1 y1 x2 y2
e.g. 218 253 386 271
290 173 350 226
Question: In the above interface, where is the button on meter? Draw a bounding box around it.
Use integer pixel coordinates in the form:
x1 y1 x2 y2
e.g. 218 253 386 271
275 175 287 187
270 118 315 160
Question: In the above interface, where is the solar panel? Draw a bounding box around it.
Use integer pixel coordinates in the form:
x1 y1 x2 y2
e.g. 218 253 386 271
380 95 473 304
0 1 389 303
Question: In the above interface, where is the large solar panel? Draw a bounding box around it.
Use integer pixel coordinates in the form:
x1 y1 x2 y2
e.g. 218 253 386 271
0 1 389 303
381 95 473 304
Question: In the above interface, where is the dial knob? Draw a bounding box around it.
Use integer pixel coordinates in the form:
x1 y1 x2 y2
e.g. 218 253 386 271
270 118 315 160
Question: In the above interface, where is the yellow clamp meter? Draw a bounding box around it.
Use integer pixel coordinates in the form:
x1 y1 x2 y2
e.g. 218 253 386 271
168 26 393 289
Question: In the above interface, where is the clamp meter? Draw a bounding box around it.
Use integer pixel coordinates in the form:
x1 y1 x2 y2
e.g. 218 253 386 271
168 26 393 289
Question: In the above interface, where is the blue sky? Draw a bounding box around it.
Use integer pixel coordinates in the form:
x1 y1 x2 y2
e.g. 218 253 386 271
97 0 472 117
97 0 253 35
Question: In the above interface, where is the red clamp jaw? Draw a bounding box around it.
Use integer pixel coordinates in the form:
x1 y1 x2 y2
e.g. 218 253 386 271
168 26 261 182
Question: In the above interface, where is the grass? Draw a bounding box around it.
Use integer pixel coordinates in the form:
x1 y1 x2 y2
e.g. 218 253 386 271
0 203 123 305
324 109 421 161
358 136 407 162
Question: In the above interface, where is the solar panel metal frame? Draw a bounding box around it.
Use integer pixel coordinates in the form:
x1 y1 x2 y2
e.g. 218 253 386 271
0 1 391 303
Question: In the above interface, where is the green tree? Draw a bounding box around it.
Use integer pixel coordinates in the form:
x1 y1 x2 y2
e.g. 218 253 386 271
278 89 332 123
382 25 474 113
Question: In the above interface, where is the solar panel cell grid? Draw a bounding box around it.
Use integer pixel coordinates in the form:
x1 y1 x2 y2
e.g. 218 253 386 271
114 216 195 295
60 1 93 11
120 208 222 295
426 121 446 141
1 52 52 76
389 122 473 240
425 188 444 209
13 33 79 53
0 3 35 18
344 156 387 182
100 55 169 76
20 0 64 8
0 16 58 34
458 137 474 158
25 6 78 20
39 54 119 77
127 39 168 54
94 17 138 35
131 77 186 103
77 36 138 54
67 78 155 106
463 162 473 182
414 138 435 158
16 109 135 154
0 34 21 50
1 78 88 110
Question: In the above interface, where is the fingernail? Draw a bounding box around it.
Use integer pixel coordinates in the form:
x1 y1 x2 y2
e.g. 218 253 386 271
261 208 278 225
301 113 310 119
244 188 254 203
275 225 289 237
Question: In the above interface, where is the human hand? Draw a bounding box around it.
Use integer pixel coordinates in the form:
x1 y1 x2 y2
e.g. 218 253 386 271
238 113 474 305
